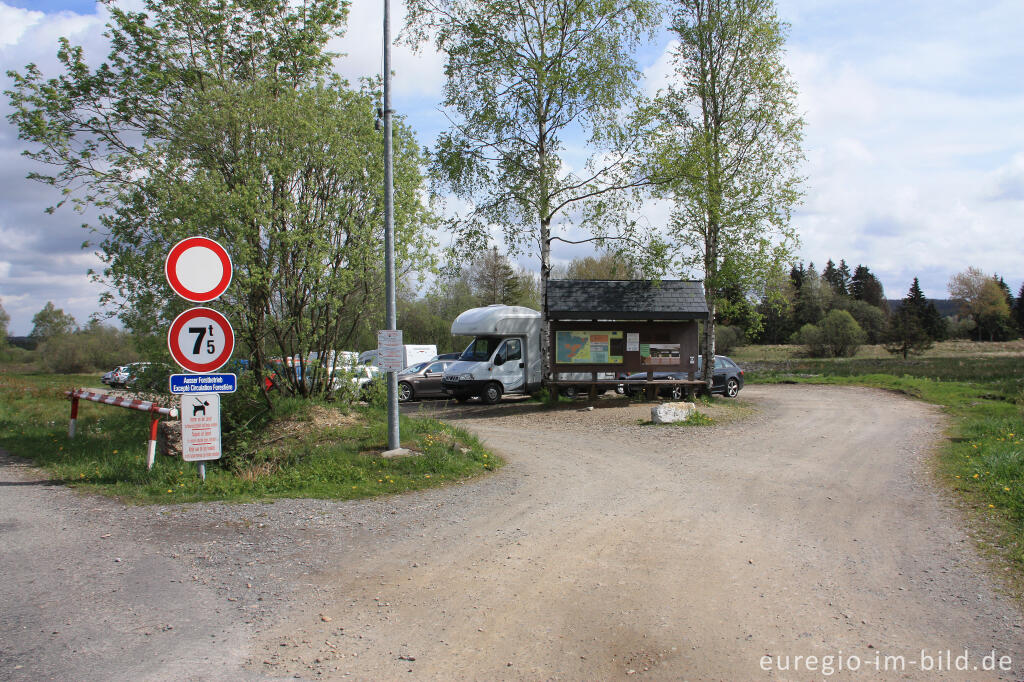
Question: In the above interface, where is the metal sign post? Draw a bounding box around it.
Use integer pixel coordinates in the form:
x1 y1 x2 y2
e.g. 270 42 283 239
383 0 400 451
165 236 235 480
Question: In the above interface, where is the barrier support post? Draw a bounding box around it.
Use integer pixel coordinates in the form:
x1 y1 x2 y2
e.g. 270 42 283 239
69 396 79 439
147 416 160 471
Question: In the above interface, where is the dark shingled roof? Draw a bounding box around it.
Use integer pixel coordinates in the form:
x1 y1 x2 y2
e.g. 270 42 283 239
546 280 709 320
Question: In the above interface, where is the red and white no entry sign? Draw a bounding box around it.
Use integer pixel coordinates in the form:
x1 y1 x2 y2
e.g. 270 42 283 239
165 237 233 302
167 307 235 373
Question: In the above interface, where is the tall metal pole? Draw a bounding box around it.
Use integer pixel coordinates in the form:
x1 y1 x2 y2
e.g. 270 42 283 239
383 0 400 450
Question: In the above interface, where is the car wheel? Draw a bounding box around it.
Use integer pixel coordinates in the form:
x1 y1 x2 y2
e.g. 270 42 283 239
669 385 683 400
397 381 413 403
481 382 503 404
561 386 578 399
725 377 739 398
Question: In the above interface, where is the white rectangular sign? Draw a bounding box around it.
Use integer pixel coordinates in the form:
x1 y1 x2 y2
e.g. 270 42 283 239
626 333 640 352
181 392 222 462
376 329 405 371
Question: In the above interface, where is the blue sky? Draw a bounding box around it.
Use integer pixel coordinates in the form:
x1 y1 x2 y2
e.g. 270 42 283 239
0 0 1021 334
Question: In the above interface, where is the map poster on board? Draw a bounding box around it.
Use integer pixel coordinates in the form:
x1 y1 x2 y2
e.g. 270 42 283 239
556 331 624 364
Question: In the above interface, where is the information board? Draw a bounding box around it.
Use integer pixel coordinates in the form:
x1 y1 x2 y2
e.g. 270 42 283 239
181 393 222 461
377 329 404 371
555 331 624 364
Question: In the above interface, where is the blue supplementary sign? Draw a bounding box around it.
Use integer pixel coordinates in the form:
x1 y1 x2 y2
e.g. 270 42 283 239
169 373 237 394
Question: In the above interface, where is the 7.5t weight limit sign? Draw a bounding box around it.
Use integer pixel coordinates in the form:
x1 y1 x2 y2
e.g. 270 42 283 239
168 307 235 373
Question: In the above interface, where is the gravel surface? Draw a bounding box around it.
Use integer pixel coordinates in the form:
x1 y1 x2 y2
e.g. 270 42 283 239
2 384 1022 680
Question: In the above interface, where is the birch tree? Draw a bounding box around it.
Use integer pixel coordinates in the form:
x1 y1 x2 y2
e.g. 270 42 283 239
405 0 661 381
652 0 804 387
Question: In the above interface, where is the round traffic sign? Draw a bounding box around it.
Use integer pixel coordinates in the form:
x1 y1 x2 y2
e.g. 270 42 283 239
167 307 235 373
165 237 232 302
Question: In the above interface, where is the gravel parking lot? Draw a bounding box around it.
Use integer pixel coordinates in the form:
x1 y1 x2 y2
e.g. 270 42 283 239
2 384 1022 680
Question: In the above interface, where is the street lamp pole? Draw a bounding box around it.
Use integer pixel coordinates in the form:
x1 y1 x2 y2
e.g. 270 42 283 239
383 0 400 450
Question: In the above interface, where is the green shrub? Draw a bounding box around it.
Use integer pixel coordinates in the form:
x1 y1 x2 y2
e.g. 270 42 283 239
819 309 865 357
40 325 137 373
792 310 865 358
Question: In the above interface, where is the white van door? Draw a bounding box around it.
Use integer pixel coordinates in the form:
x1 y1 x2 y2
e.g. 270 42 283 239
492 338 525 393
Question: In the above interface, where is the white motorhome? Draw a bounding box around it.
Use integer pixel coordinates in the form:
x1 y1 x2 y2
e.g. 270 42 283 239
440 305 548 403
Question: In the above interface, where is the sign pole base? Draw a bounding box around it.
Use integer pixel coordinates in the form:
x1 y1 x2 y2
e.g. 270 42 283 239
197 462 206 481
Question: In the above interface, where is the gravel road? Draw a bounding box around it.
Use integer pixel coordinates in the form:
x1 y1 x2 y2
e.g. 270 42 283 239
2 384 1022 680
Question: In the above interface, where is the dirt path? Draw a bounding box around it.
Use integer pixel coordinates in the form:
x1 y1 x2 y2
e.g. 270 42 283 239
255 384 1023 680
2 385 1022 680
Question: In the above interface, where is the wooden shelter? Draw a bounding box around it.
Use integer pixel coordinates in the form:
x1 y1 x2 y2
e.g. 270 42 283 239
545 279 710 398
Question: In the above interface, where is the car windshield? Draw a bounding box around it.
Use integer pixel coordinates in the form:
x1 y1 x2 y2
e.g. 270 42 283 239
400 362 428 375
460 337 500 362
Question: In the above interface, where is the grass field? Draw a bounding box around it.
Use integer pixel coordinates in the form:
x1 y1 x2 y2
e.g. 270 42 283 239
0 373 500 503
744 345 1024 585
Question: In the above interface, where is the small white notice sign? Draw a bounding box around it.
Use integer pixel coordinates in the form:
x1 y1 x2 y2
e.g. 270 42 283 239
181 392 222 462
377 329 404 371
626 333 640 352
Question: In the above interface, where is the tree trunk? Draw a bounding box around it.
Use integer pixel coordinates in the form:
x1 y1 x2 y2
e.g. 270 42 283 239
540 216 551 386
702 298 716 392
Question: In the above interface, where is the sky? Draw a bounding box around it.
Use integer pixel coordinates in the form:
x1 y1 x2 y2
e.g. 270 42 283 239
0 0 1022 334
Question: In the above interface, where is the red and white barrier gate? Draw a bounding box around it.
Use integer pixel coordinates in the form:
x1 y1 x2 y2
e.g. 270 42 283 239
65 389 179 471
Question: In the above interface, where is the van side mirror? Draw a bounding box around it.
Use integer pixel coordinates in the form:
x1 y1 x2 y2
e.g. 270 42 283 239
493 355 505 366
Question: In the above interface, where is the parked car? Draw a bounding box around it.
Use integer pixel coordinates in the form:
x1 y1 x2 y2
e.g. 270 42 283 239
103 364 136 388
364 360 456 402
622 355 744 399
101 366 123 386
329 364 380 393
431 352 463 361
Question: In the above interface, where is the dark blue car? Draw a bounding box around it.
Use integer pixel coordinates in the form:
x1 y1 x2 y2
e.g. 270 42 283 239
623 355 744 399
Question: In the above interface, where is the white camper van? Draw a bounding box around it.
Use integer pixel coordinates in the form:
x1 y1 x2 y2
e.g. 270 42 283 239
443 304 568 404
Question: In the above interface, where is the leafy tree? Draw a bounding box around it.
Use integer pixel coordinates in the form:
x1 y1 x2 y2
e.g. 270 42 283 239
948 267 1013 341
651 0 804 388
794 309 863 358
554 252 642 281
29 302 77 341
406 0 661 382
716 278 762 338
8 0 435 403
754 264 796 344
850 264 886 309
835 298 886 345
41 322 138 374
